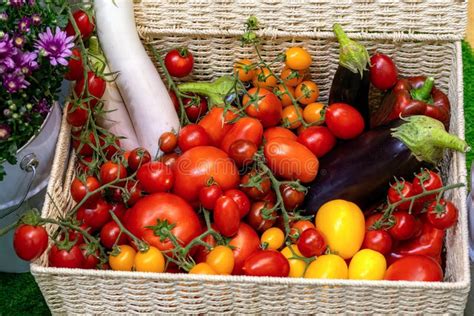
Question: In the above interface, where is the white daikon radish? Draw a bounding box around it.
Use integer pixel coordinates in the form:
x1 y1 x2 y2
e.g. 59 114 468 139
94 0 180 155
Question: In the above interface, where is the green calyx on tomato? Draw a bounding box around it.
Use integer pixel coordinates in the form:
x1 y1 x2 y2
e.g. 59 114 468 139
145 219 177 243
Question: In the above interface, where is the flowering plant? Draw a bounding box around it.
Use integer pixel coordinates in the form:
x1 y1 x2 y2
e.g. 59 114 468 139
0 0 72 180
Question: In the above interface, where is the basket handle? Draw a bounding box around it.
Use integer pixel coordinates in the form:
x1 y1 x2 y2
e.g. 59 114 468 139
0 153 39 220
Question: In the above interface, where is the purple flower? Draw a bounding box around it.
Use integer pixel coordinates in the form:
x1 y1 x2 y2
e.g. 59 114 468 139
18 17 31 33
0 13 8 22
0 124 11 140
31 13 41 25
13 34 25 48
35 27 74 66
9 0 25 7
13 50 38 75
27 0 35 5
0 34 17 70
35 99 50 117
2 72 29 93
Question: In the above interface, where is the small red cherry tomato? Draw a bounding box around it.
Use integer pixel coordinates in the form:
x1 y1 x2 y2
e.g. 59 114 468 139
297 228 326 257
214 196 240 237
325 103 365 140
228 139 258 168
412 169 443 204
370 53 398 91
199 184 223 210
388 211 417 241
388 180 415 211
127 148 151 171
100 221 128 249
65 10 95 40
246 201 277 233
224 189 251 218
164 48 194 78
184 95 208 122
13 224 49 261
178 124 211 152
48 244 85 269
426 199 458 230
362 229 393 255
137 161 174 193
76 199 112 232
242 250 290 277
99 161 127 185
297 126 336 158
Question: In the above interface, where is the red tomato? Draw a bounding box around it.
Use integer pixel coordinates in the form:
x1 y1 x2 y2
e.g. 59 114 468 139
198 107 238 146
240 170 271 200
80 245 100 269
280 184 305 211
101 135 121 160
243 88 283 128
66 102 89 127
64 48 83 81
297 126 336 158
214 196 240 237
264 138 319 183
183 95 208 122
125 180 144 206
70 176 101 205
164 48 194 78
100 161 127 185
199 184 223 210
137 161 174 193
388 211 417 241
158 152 179 170
72 131 97 157
127 148 151 171
370 53 398 91
13 225 49 261
173 146 240 202
77 156 94 174
76 199 112 232
325 103 365 139
100 221 128 249
412 169 443 204
246 201 277 233
388 180 415 211
193 233 217 264
290 220 315 240
362 229 393 255
65 10 95 40
297 228 326 257
365 213 383 230
263 127 297 142
59 224 90 245
220 117 263 154
125 193 202 252
426 199 458 230
229 223 261 275
242 250 290 277
384 255 443 281
224 189 251 218
74 71 106 106
178 124 211 152
109 203 127 221
228 139 258 167
159 132 178 154
48 244 85 269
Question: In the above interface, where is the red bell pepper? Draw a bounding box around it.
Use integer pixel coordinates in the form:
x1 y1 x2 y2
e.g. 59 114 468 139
371 76 450 128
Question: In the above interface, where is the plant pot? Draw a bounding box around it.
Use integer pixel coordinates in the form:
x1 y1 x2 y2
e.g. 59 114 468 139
0 102 61 272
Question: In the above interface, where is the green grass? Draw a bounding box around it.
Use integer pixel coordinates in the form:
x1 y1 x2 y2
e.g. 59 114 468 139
0 41 473 315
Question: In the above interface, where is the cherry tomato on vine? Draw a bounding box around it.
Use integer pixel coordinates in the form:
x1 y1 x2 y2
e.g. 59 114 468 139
137 161 174 193
242 250 290 277
281 105 303 129
66 102 89 127
134 246 166 273
109 245 136 271
100 221 128 249
183 95 208 122
280 184 305 211
274 84 295 107
252 67 278 89
325 103 365 139
388 180 415 211
285 47 312 70
13 224 49 261
297 126 336 158
234 59 255 82
70 176 101 205
127 147 151 171
297 228 326 258
178 124 211 152
76 198 112 232
290 220 315 240
302 102 325 124
189 262 216 275
304 254 348 279
101 135 121 160
74 71 106 107
214 196 240 237
158 152 179 170
159 132 178 154
243 87 282 128
199 184 223 210
412 169 443 204
65 10 95 40
295 80 319 105
64 48 83 81
59 224 90 245
80 245 100 269
246 201 277 233
193 233 217 264
240 170 271 200
224 189 251 218
388 211 417 241
164 48 194 78
362 229 393 255
426 199 458 230
280 245 307 278
261 227 285 250
100 161 127 185
369 53 398 91
280 66 305 87
229 223 260 275
228 139 258 168
206 245 235 275
72 131 96 157
49 244 85 269
384 255 443 281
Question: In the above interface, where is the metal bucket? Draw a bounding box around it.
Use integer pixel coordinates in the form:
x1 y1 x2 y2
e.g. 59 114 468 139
0 102 62 272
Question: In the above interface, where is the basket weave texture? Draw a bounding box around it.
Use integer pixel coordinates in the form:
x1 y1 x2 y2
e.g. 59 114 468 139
31 1 470 314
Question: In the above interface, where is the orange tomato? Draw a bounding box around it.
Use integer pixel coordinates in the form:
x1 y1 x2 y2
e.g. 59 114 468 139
134 246 165 273
303 102 325 124
243 87 282 128
263 126 297 142
206 245 235 275
234 59 255 82
280 67 305 87
252 67 278 89
109 245 136 271
274 84 295 107
189 262 217 275
285 47 312 70
198 107 238 146
295 81 319 105
264 138 319 183
281 105 304 129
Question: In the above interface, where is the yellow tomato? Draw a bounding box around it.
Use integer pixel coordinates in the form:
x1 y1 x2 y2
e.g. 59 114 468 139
252 67 278 89
304 254 348 279
295 81 319 105
261 227 285 250
281 105 304 129
348 249 387 280
315 200 365 259
189 262 217 275
274 84 295 107
285 47 312 70
234 59 255 82
303 102 325 124
280 67 305 87
281 245 307 278
206 245 234 275
134 246 165 273
109 245 136 271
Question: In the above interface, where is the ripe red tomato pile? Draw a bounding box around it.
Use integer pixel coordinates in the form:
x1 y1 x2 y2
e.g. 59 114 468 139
7 20 461 284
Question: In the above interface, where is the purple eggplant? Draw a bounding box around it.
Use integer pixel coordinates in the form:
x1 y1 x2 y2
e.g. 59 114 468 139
303 115 470 215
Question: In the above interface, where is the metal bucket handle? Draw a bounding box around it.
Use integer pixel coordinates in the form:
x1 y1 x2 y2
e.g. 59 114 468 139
0 153 39 220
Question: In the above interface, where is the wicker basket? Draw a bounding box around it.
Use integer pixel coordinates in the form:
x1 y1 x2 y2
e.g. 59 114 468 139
31 0 470 314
